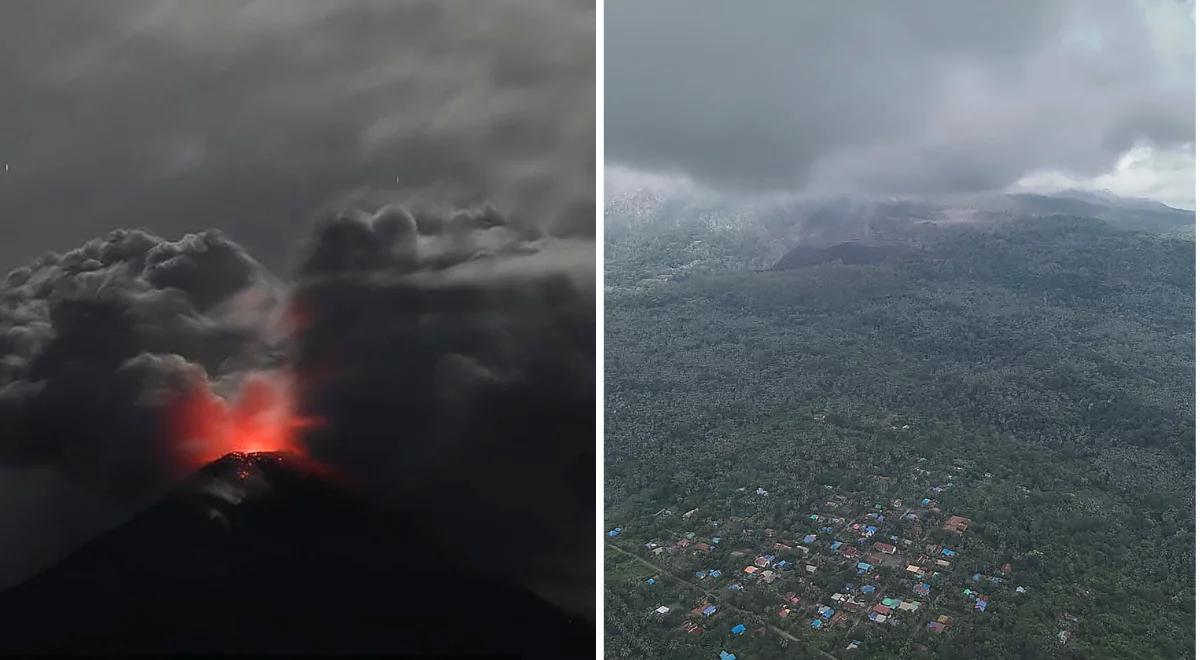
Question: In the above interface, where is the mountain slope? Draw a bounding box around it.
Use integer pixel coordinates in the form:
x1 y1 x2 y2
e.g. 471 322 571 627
0 451 590 655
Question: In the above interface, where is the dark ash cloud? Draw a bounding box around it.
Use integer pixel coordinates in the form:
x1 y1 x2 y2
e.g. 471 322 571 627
605 0 1194 198
0 229 282 585
292 204 594 615
0 211 595 617
0 0 595 273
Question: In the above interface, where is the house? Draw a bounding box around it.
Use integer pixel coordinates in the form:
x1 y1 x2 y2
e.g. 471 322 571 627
830 611 847 626
914 583 931 596
937 615 953 625
872 604 892 616
708 569 722 578
943 515 971 534
860 584 876 594
935 559 951 569
654 606 670 615
762 570 778 584
683 622 702 635
652 547 666 557
743 566 759 575
728 583 744 592
873 542 897 554
817 605 834 619
786 592 802 605
607 527 622 537
683 508 699 519
881 597 899 608
940 547 957 557
867 612 887 623
694 542 711 553
755 487 768 496
906 564 924 576
810 619 823 629
754 555 771 568
802 534 817 544
974 598 988 613
646 578 657 585
927 621 946 633
778 607 790 618
898 601 920 612
830 540 844 551
805 564 818 574
730 623 746 635
703 605 718 617
720 652 737 660
1016 586 1027 594
846 640 862 650
841 546 859 559
695 570 708 579
856 561 873 573
831 593 847 603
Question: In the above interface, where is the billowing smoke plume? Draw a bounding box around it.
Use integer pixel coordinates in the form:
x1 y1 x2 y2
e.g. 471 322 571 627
0 206 594 615
292 203 594 614
0 228 298 585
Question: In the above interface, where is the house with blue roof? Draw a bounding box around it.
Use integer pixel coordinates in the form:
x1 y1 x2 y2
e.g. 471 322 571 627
975 598 988 612
941 548 956 557
646 578 656 585
607 527 622 537
920 498 931 506
720 652 737 660
709 569 722 578
696 570 708 578
830 540 844 551
802 534 817 544
861 584 876 594
728 583 744 591
811 619 823 629
856 562 874 573
711 537 721 544
820 526 834 534
703 605 718 617
818 605 834 619
914 582 930 596
731 623 746 635
972 573 982 582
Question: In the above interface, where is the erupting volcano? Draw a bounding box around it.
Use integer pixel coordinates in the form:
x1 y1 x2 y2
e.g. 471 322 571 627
167 372 321 468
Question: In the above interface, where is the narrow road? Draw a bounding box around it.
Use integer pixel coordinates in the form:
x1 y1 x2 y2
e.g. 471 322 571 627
606 543 839 659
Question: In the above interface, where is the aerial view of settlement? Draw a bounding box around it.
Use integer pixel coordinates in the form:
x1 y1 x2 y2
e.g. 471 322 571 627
606 446 1072 659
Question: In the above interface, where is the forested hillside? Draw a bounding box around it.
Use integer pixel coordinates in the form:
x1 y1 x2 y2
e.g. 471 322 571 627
604 210 1194 659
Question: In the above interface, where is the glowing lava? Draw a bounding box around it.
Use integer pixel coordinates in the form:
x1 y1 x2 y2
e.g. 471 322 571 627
167 371 321 468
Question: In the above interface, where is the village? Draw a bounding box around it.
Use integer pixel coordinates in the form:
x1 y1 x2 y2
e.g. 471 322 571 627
605 454 1064 658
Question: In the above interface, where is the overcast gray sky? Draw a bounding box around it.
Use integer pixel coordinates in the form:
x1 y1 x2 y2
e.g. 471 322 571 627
606 0 1195 209
0 0 595 273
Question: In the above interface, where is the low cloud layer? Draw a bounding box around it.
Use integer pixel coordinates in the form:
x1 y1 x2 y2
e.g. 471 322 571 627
606 0 1194 205
0 0 594 273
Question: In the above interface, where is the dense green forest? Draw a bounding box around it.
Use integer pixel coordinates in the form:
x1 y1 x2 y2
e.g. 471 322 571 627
604 212 1194 659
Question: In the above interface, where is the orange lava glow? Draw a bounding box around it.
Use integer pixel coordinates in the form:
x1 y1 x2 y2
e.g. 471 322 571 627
167 371 322 468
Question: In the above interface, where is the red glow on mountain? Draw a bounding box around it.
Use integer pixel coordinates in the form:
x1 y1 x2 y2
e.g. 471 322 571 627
167 372 322 469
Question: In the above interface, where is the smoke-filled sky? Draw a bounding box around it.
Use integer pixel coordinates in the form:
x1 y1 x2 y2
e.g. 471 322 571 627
0 0 594 618
606 0 1195 209
0 0 595 272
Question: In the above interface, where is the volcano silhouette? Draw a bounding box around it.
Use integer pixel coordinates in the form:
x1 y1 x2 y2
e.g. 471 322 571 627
0 452 590 655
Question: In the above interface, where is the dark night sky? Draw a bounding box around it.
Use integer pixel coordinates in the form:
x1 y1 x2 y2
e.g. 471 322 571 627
0 0 595 273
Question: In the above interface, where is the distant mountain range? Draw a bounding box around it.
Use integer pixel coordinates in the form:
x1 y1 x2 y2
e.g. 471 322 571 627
0 452 590 655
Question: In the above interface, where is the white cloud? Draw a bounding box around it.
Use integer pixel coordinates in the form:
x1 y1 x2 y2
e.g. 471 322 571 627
1010 140 1195 210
